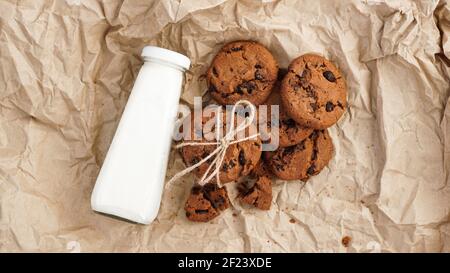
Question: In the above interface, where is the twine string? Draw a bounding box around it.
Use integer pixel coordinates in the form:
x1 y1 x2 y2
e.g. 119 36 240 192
166 100 258 188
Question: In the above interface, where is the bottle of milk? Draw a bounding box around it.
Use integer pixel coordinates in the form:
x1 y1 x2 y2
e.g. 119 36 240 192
91 46 191 224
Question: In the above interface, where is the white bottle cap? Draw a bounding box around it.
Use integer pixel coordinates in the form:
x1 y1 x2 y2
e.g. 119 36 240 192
141 46 191 71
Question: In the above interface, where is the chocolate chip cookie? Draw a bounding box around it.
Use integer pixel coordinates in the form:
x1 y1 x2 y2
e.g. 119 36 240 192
280 54 347 129
207 41 278 106
266 130 333 181
185 183 230 222
180 109 262 183
238 176 272 210
258 84 313 147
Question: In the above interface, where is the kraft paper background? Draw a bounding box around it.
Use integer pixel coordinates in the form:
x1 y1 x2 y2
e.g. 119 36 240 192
1 0 450 252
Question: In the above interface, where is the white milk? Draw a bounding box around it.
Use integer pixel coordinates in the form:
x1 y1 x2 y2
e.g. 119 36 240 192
91 46 190 224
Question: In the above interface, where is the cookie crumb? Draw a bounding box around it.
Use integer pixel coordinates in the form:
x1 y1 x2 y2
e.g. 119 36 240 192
232 213 238 217
289 219 296 224
341 236 352 247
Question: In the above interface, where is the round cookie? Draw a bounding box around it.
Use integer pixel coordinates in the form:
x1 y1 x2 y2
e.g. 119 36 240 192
258 85 313 148
180 108 262 183
207 41 279 106
266 130 333 181
280 54 347 129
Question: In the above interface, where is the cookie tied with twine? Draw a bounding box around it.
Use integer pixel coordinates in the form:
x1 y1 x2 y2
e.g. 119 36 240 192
167 100 261 188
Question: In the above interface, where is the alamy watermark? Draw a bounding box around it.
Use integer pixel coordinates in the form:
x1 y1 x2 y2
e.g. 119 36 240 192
173 97 280 151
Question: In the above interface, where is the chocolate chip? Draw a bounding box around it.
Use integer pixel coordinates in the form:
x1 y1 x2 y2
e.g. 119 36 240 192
239 151 246 165
283 146 296 156
212 67 218 77
255 70 264 81
210 196 225 209
247 82 256 93
231 46 243 52
235 81 256 95
307 164 315 175
195 209 209 214
323 71 336 82
255 64 262 69
283 118 296 129
222 163 229 171
326 101 334 112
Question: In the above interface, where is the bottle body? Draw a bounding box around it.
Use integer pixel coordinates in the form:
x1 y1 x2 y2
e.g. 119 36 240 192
91 59 185 224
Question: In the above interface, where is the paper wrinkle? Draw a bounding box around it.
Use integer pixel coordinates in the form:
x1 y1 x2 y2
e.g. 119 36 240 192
436 1 450 60
1 0 450 252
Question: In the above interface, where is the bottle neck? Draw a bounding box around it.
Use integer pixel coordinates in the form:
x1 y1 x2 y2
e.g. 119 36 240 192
143 57 187 72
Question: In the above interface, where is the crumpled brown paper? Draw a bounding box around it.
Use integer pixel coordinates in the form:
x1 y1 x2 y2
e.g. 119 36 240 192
0 0 449 253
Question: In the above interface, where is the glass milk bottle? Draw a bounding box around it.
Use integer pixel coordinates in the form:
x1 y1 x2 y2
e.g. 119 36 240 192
91 46 190 224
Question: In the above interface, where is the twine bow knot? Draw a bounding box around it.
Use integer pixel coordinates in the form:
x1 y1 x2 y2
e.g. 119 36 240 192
167 100 259 187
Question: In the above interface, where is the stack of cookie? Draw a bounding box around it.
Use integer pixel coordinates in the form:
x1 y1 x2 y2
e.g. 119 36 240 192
180 41 347 222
